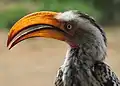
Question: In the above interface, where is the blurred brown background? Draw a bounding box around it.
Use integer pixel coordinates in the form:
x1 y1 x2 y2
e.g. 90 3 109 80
0 0 120 86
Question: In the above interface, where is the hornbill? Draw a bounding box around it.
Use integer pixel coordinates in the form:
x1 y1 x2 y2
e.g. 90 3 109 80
7 10 120 86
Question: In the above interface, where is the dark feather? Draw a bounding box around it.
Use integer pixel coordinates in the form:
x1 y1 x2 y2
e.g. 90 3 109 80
92 61 120 86
55 61 120 86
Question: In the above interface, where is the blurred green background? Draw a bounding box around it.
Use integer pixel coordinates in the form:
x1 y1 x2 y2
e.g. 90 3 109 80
0 0 120 86
0 0 120 29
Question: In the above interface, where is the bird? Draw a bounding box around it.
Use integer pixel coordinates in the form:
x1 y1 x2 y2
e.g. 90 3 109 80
7 10 120 86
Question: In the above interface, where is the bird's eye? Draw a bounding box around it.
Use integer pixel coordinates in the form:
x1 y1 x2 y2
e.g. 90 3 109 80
66 24 72 30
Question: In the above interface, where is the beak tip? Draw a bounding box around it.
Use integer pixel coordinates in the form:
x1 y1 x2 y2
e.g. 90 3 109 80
7 34 13 49
7 45 12 50
7 40 16 50
7 39 12 50
8 47 11 50
7 39 10 47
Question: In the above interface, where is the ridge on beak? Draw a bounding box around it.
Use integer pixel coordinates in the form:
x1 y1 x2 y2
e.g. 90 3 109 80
7 11 66 49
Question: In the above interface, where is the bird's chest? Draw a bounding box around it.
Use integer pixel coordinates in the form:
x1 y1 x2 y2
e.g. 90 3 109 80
55 48 101 86
60 63 101 86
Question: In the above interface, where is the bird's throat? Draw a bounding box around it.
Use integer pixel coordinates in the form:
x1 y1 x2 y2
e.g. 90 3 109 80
61 38 107 85
60 47 101 86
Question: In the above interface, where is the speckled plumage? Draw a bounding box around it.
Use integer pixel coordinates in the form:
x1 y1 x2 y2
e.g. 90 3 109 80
55 48 120 86
55 11 120 86
55 61 120 86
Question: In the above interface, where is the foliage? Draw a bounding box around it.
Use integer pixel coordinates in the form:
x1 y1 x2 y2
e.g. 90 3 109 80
36 0 101 19
0 0 120 29
0 0 101 29
0 7 29 29
92 0 120 25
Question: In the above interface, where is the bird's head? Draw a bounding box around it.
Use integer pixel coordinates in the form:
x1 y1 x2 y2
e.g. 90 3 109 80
7 10 107 54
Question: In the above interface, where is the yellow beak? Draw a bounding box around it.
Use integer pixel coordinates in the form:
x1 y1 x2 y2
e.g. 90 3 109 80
7 11 66 49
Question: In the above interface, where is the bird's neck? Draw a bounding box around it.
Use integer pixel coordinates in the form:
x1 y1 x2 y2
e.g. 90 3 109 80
60 43 106 85
64 40 106 67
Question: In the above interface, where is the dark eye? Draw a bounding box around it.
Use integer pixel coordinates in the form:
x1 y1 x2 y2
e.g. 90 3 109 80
66 23 72 30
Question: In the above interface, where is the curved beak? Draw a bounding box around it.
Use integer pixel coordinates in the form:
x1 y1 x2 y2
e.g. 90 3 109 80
7 11 66 49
